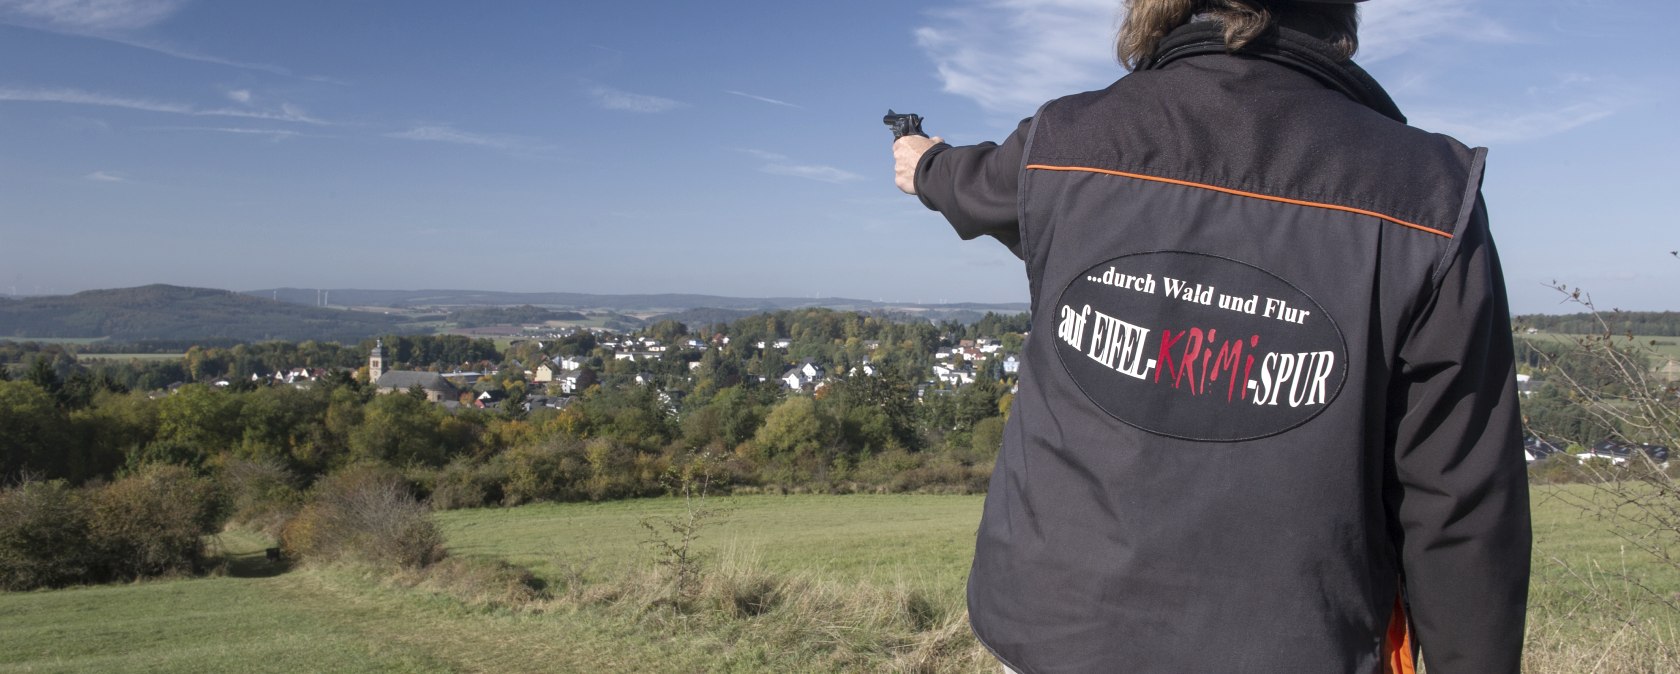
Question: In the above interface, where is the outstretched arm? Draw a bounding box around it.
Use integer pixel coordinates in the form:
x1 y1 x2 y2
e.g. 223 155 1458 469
893 117 1033 256
1388 197 1531 673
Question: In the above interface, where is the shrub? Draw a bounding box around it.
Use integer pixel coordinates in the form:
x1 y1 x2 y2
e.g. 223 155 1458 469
0 480 92 590
85 464 226 581
888 458 968 494
421 457 506 510
217 457 303 534
281 465 442 568
498 439 589 505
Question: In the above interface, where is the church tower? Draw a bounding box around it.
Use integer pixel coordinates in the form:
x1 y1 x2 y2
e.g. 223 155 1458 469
369 339 388 382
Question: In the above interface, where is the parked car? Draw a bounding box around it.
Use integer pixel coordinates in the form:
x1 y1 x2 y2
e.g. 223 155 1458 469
1522 434 1564 463
1579 438 1670 466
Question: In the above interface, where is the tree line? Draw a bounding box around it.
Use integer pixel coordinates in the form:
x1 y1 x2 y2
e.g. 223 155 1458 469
0 309 1026 505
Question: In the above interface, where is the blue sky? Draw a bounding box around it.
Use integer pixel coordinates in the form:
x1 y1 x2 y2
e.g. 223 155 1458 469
0 0 1673 314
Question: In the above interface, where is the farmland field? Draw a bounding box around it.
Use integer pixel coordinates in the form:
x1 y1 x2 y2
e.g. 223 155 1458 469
2 488 1677 672
1519 330 1680 361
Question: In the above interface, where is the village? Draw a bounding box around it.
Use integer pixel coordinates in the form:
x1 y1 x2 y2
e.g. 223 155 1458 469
194 312 1032 421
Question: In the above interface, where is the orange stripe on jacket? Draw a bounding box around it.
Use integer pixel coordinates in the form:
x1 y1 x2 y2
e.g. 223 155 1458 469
1023 164 1455 240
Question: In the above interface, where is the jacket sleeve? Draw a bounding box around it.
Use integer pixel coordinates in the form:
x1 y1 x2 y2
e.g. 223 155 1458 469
912 117 1033 258
1387 196 1531 673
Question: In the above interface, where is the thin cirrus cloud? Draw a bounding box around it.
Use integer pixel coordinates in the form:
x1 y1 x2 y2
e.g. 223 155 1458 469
1410 100 1616 145
724 89 802 109
909 0 1513 120
84 170 126 182
915 0 1121 119
1407 75 1628 146
0 85 328 124
742 149 862 184
1358 0 1517 63
384 124 541 154
0 0 186 32
914 0 1617 143
0 0 342 82
588 86 687 113
144 125 309 141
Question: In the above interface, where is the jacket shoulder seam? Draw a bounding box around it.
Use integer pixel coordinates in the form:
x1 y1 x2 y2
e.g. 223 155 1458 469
1428 147 1487 288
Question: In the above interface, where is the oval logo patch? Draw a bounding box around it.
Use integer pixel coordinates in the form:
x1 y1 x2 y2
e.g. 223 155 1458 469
1051 251 1347 441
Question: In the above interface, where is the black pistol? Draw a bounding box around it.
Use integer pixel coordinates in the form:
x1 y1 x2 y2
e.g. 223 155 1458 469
883 109 926 140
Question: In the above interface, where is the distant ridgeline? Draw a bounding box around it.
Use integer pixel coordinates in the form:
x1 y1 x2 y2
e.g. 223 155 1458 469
1513 311 1680 337
250 287 1029 314
0 284 1032 345
0 285 410 343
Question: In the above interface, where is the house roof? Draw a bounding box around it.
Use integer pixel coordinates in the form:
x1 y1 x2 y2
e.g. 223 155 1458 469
376 370 456 392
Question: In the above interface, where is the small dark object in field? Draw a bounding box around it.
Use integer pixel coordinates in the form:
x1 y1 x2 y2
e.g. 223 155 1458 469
265 547 281 562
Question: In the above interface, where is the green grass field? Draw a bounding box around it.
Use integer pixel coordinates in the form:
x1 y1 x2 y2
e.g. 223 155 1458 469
437 494 980 591
1520 331 1680 362
3 488 1679 672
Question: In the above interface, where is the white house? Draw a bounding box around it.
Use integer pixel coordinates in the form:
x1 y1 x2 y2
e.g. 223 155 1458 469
559 369 588 394
797 359 824 380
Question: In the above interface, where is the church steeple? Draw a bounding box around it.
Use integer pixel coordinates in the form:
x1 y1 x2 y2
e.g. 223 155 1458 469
369 339 387 381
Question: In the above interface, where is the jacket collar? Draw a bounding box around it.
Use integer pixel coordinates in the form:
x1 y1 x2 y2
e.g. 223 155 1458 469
1139 21 1405 124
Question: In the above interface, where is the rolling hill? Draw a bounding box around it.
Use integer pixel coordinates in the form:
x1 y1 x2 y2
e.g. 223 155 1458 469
0 285 411 343
247 287 1029 314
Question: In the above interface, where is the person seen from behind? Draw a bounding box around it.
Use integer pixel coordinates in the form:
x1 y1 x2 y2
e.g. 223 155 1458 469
892 0 1530 672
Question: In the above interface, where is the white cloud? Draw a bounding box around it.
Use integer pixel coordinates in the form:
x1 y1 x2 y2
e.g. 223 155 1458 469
724 89 801 109
911 0 1524 118
0 0 185 32
146 125 307 140
1358 0 1517 63
0 1 340 81
762 164 864 184
1401 69 1630 145
0 85 328 124
385 124 539 153
0 85 189 114
1409 97 1619 146
589 86 686 113
915 0 1121 119
84 170 125 182
225 88 251 104
740 148 861 184
119 36 341 81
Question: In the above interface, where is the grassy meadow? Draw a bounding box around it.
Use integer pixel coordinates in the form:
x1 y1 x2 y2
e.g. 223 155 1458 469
3 487 1679 672
437 494 980 591
1519 330 1680 362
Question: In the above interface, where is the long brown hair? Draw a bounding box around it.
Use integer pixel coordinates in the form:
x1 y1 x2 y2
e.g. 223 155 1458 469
1116 0 1358 70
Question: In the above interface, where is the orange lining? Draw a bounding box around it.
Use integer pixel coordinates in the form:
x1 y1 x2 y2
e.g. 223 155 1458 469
1024 164 1454 239
1383 593 1417 674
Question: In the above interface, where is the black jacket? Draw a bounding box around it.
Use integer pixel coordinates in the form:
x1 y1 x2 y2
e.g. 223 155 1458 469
915 23 1529 674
